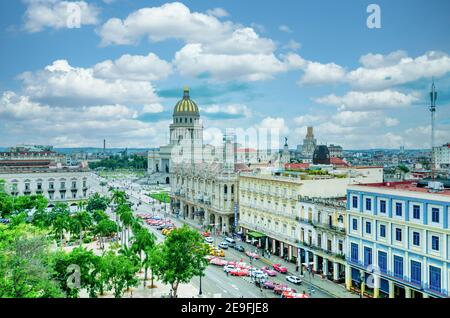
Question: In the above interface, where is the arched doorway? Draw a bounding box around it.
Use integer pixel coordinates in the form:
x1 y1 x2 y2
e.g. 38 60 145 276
165 177 170 184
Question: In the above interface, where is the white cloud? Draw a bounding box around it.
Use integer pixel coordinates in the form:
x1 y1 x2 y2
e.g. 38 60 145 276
142 103 164 114
258 117 289 135
384 117 399 127
23 0 100 33
0 91 166 148
279 25 292 33
348 51 450 90
202 104 251 118
293 114 325 126
299 61 346 85
173 43 296 81
97 2 234 46
283 40 301 51
93 53 172 81
314 90 419 111
19 59 160 106
206 8 229 18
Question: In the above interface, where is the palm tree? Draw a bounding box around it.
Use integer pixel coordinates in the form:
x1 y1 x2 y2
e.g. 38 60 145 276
73 211 93 245
120 209 134 247
77 200 87 212
52 213 70 244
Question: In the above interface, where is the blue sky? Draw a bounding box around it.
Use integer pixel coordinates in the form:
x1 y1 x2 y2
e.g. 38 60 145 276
0 0 449 149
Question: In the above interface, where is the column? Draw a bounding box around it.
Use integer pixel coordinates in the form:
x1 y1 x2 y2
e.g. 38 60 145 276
405 287 411 298
423 293 429 298
333 262 339 281
265 237 269 250
305 250 310 266
313 254 318 272
204 210 209 227
373 274 380 299
388 281 395 298
360 270 366 296
272 239 276 254
280 242 284 257
345 265 352 290
322 259 328 276
288 245 293 260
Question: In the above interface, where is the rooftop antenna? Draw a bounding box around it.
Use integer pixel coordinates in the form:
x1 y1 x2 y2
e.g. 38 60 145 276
429 79 437 176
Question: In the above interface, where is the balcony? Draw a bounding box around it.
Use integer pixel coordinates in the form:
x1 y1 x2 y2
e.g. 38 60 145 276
297 217 313 226
312 221 346 234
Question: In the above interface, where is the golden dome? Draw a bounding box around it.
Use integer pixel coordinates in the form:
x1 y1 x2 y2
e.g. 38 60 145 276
173 87 199 116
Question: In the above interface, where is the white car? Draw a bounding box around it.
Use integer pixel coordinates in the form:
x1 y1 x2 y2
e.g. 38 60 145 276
204 237 214 243
218 242 229 249
250 270 268 280
286 275 302 285
224 265 236 273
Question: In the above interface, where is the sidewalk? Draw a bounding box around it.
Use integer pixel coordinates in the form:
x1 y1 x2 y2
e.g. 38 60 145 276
239 240 360 298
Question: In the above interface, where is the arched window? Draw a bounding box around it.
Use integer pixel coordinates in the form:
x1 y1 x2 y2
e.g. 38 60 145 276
224 185 228 194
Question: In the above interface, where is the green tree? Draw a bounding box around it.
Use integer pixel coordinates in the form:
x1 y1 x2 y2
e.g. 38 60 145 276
71 211 93 246
144 244 163 289
0 223 64 298
86 193 109 213
157 226 209 298
103 251 139 298
94 219 117 249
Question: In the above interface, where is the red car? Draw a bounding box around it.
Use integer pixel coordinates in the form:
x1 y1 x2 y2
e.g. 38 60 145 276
261 266 277 276
230 269 249 276
210 258 228 266
274 285 297 295
202 232 211 237
273 263 288 273
262 281 277 289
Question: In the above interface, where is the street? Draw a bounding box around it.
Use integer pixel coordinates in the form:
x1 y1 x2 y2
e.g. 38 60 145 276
92 175 334 298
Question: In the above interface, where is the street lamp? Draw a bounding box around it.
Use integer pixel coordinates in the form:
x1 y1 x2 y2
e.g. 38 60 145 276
199 273 203 296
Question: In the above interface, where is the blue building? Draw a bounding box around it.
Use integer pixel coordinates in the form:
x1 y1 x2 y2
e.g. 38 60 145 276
345 181 450 298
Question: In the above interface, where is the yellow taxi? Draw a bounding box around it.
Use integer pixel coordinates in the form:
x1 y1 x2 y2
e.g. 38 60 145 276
212 249 225 257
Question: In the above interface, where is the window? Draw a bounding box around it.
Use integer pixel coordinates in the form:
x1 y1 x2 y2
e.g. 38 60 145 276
49 182 54 190
364 247 372 267
365 198 372 210
380 200 386 213
431 208 440 223
378 251 387 273
429 266 441 292
413 232 420 246
395 202 402 216
365 221 372 234
60 182 65 189
380 225 386 238
352 218 358 231
395 228 402 241
352 196 358 208
351 243 359 262
410 261 421 285
393 256 404 279
413 205 420 219
431 236 440 251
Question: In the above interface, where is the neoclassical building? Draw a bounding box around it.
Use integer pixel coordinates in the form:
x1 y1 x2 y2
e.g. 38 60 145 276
147 87 203 185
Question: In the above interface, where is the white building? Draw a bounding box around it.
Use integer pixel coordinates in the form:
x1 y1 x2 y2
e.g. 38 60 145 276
433 143 450 169
346 181 450 298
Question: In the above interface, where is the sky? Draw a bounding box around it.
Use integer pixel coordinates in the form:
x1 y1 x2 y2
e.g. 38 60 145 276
0 0 449 150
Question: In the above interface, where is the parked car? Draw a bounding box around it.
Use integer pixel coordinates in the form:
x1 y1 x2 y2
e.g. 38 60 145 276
273 263 288 273
274 285 297 295
234 245 245 252
286 275 302 285
250 270 268 280
223 265 236 273
262 281 277 289
261 266 277 276
209 258 228 266
225 237 236 246
246 252 260 259
230 268 249 277
202 232 211 237
218 242 229 249
204 237 214 243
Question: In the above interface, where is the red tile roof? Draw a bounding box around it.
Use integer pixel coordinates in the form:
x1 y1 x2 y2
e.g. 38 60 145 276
330 157 350 167
285 163 310 170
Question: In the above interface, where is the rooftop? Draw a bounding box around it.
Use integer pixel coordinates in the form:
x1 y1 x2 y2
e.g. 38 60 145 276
355 181 450 196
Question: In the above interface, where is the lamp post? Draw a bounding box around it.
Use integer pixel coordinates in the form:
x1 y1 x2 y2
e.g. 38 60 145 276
199 273 203 296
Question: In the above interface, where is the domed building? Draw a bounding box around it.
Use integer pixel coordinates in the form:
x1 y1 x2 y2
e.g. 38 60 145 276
312 145 331 165
147 87 204 185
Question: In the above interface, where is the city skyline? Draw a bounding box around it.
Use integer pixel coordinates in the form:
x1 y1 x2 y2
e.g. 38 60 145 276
1 0 450 150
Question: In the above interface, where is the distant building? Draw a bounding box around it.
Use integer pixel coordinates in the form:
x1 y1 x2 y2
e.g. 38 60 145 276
329 144 343 158
300 127 317 159
313 145 331 165
434 143 450 169
0 147 94 208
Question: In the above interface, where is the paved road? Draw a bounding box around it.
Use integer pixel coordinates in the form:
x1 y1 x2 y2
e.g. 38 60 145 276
94 176 333 298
